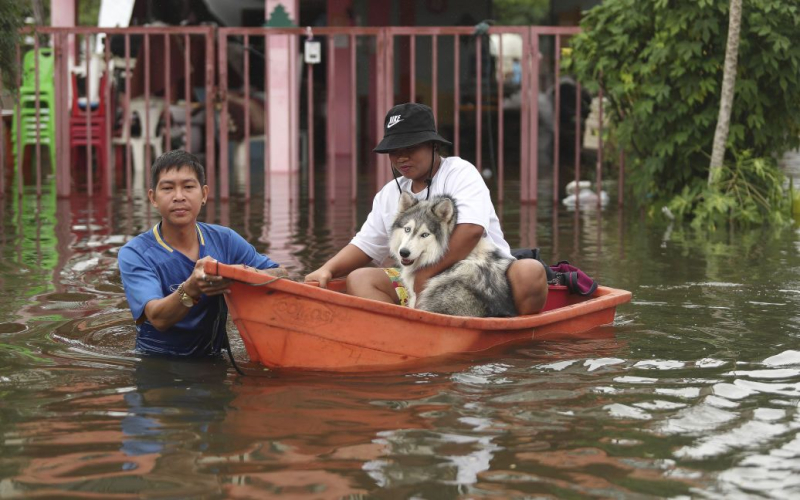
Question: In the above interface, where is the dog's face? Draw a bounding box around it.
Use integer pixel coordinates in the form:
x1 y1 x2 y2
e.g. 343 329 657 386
390 192 457 271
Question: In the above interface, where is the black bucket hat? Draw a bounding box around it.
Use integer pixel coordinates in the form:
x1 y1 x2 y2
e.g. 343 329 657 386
373 103 452 153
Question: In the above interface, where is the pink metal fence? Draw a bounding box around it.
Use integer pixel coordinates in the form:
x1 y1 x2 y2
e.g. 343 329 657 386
2 25 617 208
374 26 602 205
4 26 215 198
216 26 385 202
216 26 608 204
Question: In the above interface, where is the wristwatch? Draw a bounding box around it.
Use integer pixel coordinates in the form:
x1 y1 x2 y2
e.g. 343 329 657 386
176 282 198 308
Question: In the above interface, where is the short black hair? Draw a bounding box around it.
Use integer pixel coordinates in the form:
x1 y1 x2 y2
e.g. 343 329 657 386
151 150 206 188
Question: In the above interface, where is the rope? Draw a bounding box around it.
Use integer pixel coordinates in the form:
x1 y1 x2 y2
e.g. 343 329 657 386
243 275 286 287
224 333 246 376
222 271 286 376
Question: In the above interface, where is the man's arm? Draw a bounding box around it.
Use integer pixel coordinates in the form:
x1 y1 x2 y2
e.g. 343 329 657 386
413 223 484 295
143 256 228 332
304 244 374 288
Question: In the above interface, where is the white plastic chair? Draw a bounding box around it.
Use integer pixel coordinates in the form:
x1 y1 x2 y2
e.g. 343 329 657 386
113 97 165 188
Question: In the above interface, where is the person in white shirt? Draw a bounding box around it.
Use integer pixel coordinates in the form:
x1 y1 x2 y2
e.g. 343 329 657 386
304 103 547 315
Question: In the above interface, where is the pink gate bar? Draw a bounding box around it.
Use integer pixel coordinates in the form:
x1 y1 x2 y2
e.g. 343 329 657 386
4 25 618 210
553 34 561 204
327 35 335 202
34 36 41 195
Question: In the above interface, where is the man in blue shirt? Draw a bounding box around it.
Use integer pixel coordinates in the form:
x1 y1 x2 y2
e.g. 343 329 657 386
118 150 285 356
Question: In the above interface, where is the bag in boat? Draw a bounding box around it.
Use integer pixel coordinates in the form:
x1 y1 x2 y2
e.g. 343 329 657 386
511 248 598 296
549 261 598 296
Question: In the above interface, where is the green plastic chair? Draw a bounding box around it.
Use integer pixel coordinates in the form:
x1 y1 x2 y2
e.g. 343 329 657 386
11 112 56 169
19 50 55 109
13 48 57 169
21 48 54 89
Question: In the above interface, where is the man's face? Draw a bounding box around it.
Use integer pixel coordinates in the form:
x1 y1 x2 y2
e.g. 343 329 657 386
148 165 208 227
388 142 435 183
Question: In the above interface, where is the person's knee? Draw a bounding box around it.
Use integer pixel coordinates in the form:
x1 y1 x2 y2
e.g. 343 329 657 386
345 268 398 303
509 259 546 287
345 267 374 294
508 259 548 314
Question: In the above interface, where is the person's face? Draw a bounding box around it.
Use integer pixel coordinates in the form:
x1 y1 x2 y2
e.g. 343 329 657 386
148 165 208 228
388 142 435 182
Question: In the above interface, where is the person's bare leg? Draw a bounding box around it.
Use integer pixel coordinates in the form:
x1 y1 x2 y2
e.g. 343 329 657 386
345 268 400 304
507 259 548 315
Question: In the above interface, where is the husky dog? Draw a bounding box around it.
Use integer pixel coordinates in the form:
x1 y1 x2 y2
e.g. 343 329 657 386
389 192 518 317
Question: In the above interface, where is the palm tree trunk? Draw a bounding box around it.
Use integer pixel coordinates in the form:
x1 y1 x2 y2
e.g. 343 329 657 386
31 0 45 26
709 0 743 185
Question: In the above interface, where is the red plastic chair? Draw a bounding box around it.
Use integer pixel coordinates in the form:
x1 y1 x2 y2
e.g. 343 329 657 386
69 73 110 190
70 73 108 118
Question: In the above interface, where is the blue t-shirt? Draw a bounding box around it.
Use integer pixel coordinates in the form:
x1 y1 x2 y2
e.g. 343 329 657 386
118 222 279 357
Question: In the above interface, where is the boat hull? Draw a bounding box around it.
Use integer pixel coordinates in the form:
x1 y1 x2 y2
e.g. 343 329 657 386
206 262 632 371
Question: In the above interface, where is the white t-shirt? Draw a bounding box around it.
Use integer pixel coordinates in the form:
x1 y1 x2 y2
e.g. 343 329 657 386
351 156 512 265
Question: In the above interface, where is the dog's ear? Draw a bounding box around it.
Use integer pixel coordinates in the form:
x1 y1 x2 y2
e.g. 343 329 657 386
398 191 418 213
432 197 455 223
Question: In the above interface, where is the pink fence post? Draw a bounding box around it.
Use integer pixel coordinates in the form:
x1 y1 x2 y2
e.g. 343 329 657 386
528 31 540 204
144 33 151 191
204 28 216 200
375 30 386 190
34 35 42 196
385 33 395 184
104 31 112 196
453 34 460 158
243 33 251 200
497 32 504 203
184 33 191 154
350 32 357 202
432 34 438 122
307 51 315 201
574 81 582 211
263 32 270 201
596 87 604 207
55 32 71 197
218 31 229 200
85 35 93 197
327 35 335 202
164 34 172 156
553 35 561 204
124 34 132 197
410 35 415 102
520 30 529 202
475 35 482 171
288 32 295 203
15 44 22 197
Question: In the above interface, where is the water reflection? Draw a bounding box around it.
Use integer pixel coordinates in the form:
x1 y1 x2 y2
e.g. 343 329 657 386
0 179 798 497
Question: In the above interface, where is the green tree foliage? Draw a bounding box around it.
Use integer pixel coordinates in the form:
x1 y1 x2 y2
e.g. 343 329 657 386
667 151 789 229
493 0 550 25
78 0 101 26
565 0 800 212
0 0 29 90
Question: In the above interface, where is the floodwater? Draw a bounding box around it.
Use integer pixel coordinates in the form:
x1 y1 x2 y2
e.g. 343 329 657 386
0 169 799 499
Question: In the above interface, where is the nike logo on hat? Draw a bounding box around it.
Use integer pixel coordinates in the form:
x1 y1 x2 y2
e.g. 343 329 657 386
387 115 403 128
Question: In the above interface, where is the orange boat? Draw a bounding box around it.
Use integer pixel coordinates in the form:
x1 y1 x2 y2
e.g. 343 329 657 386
205 261 632 372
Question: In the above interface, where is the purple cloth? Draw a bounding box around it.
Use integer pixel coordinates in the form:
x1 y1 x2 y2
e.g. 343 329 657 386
550 261 598 296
